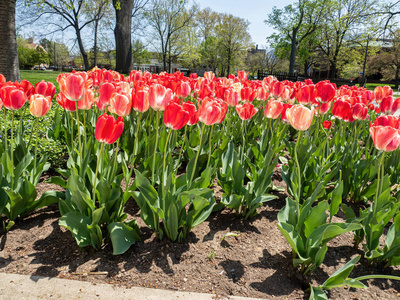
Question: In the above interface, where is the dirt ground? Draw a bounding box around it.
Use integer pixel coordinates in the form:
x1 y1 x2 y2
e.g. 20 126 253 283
0 171 399 299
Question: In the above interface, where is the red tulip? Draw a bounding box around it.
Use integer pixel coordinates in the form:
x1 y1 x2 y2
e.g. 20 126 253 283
368 103 375 111
224 88 239 107
352 103 368 120
148 83 173 111
271 81 285 99
373 115 400 128
0 74 5 83
315 81 336 103
370 125 400 152
296 84 316 106
0 86 26 110
99 82 116 106
176 81 191 98
264 100 284 119
380 96 400 115
78 89 95 110
95 97 106 111
375 106 381 114
322 120 332 129
240 86 256 102
286 104 314 131
237 70 248 81
257 87 270 100
315 102 331 116
281 103 293 124
374 85 392 104
132 86 150 112
332 99 354 122
129 70 143 83
182 101 198 125
95 113 124 144
57 92 76 111
35 80 56 100
29 94 52 117
59 73 86 101
20 79 35 98
198 97 227 125
236 102 258 120
164 102 190 130
196 79 213 99
110 91 132 116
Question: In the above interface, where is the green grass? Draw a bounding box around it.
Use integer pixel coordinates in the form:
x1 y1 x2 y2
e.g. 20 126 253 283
20 70 59 87
356 82 398 91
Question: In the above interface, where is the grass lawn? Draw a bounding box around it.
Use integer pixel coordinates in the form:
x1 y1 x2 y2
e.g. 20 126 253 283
20 70 59 87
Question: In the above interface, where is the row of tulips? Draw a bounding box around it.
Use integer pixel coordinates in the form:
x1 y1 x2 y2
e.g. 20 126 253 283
1 69 400 281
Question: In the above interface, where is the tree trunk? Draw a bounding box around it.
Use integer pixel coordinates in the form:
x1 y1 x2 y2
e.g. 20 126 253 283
330 60 337 81
113 0 134 74
75 25 89 71
395 66 399 90
93 19 99 68
0 0 20 81
289 30 297 76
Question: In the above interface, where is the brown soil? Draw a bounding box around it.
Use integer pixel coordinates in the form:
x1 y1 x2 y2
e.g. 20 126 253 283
0 171 399 299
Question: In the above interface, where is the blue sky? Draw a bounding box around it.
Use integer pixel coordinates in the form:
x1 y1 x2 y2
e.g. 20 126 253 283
197 0 295 48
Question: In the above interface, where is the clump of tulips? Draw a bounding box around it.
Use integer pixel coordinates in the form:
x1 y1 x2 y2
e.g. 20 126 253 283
1 67 400 284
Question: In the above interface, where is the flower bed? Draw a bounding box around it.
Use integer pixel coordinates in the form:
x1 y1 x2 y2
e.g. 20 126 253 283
0 70 400 299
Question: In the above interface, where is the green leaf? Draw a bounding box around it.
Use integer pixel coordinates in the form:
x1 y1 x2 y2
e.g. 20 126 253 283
165 202 179 241
107 222 141 255
59 212 92 248
222 232 239 241
304 201 329 238
322 255 361 289
330 181 343 222
309 285 328 300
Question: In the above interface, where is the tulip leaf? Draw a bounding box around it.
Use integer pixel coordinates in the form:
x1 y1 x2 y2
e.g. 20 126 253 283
322 255 360 289
309 285 328 300
59 212 92 247
107 222 141 255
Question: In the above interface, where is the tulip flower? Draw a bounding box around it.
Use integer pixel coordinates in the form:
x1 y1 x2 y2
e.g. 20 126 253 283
296 84 316 106
29 94 52 117
368 103 375 111
332 99 354 122
237 70 248 81
176 81 191 98
271 81 285 99
370 124 400 152
198 97 227 125
132 86 150 112
35 80 56 100
148 83 173 111
224 88 239 107
182 101 198 125
315 102 331 116
110 91 132 117
236 102 258 120
57 92 76 111
373 115 400 128
322 120 332 130
78 89 95 110
240 86 257 102
59 73 86 101
0 86 26 110
375 106 381 114
380 96 400 115
374 85 393 104
264 100 284 119
352 103 368 120
286 104 314 131
20 79 35 98
164 102 190 130
281 103 293 124
315 81 336 103
95 113 124 144
0 74 5 83
99 82 116 106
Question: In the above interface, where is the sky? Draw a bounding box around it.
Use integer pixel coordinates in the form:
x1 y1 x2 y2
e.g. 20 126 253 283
196 0 295 49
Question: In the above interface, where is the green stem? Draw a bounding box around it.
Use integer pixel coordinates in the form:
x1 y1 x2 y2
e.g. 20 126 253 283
354 274 400 281
177 125 187 173
75 102 82 155
34 117 39 173
83 110 87 151
69 112 74 154
152 110 160 183
10 111 15 187
241 120 246 164
226 107 232 139
93 143 105 203
127 112 142 183
110 139 120 181
294 130 303 221
314 116 320 143
3 109 7 151
206 125 214 169
374 152 385 206
162 128 173 198
189 123 206 186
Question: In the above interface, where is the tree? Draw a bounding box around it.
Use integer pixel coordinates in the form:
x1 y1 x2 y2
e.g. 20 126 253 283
265 0 329 76
144 0 197 72
17 37 50 69
316 0 378 80
40 38 70 68
132 39 151 65
0 0 20 81
368 28 400 88
214 13 251 76
113 0 149 74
